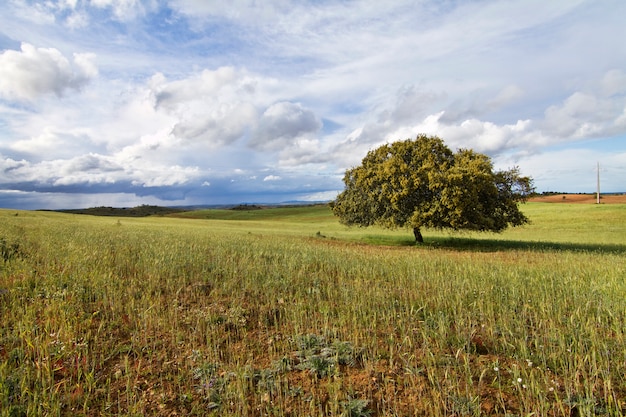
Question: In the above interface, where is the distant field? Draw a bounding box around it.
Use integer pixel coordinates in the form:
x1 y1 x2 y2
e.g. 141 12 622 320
1 203 625 416
529 193 626 204
168 202 626 247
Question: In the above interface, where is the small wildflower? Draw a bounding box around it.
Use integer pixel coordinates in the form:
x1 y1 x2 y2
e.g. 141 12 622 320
517 378 523 383
493 366 499 372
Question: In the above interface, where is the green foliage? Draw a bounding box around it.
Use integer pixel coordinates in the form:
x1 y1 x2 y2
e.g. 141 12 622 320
341 395 371 417
331 135 534 241
293 335 361 378
193 362 226 407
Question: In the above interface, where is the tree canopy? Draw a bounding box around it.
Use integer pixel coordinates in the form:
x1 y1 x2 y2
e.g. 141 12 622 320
331 135 534 242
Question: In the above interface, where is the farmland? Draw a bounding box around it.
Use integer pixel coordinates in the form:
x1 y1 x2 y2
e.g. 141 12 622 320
1 202 625 416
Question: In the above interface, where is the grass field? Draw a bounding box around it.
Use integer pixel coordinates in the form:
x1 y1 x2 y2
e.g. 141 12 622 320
1 203 625 416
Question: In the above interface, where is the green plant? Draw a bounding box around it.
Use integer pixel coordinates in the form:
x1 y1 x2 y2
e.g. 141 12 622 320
293 335 361 378
341 395 371 417
193 363 227 408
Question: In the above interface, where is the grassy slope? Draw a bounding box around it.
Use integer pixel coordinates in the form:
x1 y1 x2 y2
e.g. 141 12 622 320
169 202 626 249
1 204 625 416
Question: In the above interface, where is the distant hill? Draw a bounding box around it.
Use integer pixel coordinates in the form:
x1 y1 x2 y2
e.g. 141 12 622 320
45 201 329 217
50 205 188 217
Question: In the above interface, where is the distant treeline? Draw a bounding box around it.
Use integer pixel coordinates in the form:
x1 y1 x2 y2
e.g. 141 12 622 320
42 202 327 217
535 191 596 196
49 205 187 217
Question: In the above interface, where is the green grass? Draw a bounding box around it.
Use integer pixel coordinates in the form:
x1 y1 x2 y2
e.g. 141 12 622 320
172 202 626 250
1 203 625 416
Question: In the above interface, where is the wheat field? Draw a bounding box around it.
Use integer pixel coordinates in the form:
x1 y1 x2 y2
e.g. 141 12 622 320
1 203 625 416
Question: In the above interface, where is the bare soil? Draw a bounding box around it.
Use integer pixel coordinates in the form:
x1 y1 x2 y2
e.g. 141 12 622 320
529 193 626 204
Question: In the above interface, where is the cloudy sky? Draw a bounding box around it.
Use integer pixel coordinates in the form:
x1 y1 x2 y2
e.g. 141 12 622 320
1 0 625 209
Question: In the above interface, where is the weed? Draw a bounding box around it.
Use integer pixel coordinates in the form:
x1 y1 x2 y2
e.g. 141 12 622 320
449 394 481 416
292 334 361 378
341 395 371 417
192 362 228 408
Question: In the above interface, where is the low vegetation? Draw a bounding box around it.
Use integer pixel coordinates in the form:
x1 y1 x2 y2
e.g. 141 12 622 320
50 205 186 217
1 203 625 416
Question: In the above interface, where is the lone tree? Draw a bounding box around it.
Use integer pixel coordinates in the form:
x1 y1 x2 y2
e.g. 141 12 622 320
331 134 534 243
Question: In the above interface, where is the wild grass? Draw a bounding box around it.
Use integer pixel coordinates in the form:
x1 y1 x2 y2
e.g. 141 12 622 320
0 203 625 416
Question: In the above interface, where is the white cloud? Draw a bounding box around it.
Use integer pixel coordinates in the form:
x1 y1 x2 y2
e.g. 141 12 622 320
379 113 540 156
487 85 525 110
3 76 175 163
1 1 626 207
10 127 95 159
170 101 256 147
298 190 340 202
249 102 322 151
0 43 97 102
64 11 89 29
263 175 281 182
61 0 79 9
276 138 326 167
600 69 626 97
90 0 148 20
8 1 56 25
152 67 240 110
0 151 200 189
133 164 199 188
150 68 260 147
337 67 626 168
542 87 626 140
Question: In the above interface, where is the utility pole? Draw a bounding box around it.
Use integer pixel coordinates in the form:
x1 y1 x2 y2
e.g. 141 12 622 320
596 162 600 204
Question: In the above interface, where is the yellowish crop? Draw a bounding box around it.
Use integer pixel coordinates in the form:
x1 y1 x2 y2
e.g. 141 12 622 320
1 203 625 416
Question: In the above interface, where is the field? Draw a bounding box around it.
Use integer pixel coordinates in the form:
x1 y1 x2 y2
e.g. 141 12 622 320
529 194 626 204
1 202 625 416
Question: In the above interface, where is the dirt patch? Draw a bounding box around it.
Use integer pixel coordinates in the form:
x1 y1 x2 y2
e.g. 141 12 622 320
529 193 626 204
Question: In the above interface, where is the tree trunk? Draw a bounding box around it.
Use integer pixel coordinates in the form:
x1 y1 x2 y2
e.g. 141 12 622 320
413 227 424 243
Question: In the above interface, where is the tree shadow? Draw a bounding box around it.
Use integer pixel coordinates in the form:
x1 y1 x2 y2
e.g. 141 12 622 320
425 236 626 255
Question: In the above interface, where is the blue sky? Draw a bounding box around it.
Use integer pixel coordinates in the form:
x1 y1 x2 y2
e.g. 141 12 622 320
1 0 625 209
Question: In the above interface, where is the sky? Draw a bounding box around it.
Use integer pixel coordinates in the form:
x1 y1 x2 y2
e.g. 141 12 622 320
1 0 625 210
